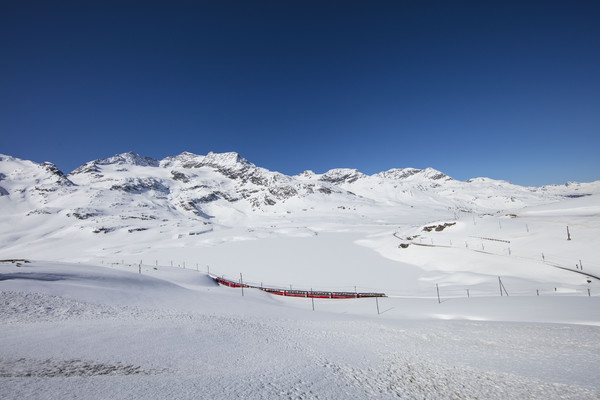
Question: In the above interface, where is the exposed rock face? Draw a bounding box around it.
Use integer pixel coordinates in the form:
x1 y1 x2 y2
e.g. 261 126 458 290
170 171 189 183
375 167 451 182
70 162 102 177
422 222 456 232
70 151 158 177
375 168 422 180
0 172 7 196
94 151 160 167
67 208 101 220
110 178 170 194
320 169 366 184
40 162 73 185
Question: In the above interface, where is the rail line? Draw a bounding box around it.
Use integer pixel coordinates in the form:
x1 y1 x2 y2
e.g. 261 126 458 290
213 276 386 299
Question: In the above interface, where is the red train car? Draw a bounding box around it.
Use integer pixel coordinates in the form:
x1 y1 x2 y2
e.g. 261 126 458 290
214 276 385 298
215 277 248 288
307 291 332 299
283 290 308 298
331 292 359 299
260 287 285 296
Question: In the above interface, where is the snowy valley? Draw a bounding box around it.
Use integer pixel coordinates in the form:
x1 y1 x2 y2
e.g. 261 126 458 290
1 151 599 399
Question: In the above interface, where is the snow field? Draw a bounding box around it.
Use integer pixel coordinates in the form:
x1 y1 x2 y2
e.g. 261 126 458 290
1 259 600 399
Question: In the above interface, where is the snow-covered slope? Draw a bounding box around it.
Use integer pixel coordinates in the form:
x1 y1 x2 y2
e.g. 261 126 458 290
1 258 599 399
1 151 599 262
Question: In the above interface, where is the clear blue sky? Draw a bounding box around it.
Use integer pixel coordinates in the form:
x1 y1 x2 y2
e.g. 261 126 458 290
2 1 599 186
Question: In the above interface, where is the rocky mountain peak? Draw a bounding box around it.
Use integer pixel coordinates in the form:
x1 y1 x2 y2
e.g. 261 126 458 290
296 170 316 179
421 168 452 181
375 168 422 180
160 152 203 168
95 151 159 167
70 152 159 176
319 169 366 184
201 152 255 170
40 162 73 186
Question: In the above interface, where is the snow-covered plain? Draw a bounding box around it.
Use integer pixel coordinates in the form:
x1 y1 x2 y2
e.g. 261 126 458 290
1 152 599 398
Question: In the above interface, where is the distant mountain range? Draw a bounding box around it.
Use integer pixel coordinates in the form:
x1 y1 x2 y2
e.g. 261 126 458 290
1 151 598 238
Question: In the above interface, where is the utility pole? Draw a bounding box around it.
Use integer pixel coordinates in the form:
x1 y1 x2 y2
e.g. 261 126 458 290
567 226 571 241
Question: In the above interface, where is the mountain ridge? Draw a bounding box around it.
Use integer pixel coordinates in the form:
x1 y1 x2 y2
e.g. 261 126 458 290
1 151 598 242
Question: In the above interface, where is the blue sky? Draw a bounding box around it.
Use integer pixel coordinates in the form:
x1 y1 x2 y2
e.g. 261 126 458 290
2 1 599 186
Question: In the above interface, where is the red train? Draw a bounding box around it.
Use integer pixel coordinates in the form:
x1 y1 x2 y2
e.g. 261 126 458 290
214 276 385 299
215 277 249 288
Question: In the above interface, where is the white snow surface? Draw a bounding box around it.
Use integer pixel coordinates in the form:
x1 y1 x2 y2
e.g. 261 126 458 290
1 151 599 398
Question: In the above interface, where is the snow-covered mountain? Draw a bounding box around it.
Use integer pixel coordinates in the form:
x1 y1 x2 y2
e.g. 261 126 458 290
2 152 600 400
1 151 599 242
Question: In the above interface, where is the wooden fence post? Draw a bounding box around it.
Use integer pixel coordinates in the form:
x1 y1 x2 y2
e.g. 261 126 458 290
498 277 509 296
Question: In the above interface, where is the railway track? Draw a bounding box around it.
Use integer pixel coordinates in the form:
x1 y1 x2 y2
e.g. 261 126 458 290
214 276 386 299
